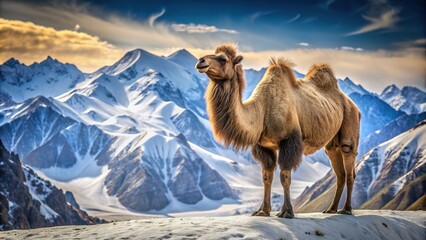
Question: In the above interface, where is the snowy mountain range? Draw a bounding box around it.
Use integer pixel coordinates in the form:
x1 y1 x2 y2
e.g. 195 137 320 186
0 48 425 221
0 57 85 102
0 49 240 217
380 84 426 115
295 121 426 212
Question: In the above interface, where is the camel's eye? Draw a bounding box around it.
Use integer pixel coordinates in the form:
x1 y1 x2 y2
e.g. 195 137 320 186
218 57 227 64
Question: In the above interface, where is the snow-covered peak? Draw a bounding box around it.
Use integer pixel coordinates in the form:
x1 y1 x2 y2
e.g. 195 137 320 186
101 48 191 78
167 49 194 60
379 84 426 114
29 56 75 70
100 49 145 76
166 49 199 73
2 95 65 125
401 86 426 99
381 84 401 98
2 58 21 67
41 56 58 64
0 57 86 103
338 77 369 96
94 48 206 104
102 48 184 79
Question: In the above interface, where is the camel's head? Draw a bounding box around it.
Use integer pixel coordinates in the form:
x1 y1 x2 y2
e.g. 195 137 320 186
195 44 243 81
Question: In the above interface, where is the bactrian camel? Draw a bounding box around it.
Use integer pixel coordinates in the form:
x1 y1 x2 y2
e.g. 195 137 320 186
195 44 360 218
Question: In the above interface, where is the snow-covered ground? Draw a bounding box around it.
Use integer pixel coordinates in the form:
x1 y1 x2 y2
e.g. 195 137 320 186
1 210 424 239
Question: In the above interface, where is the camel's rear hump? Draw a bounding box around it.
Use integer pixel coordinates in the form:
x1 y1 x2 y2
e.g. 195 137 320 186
305 64 338 89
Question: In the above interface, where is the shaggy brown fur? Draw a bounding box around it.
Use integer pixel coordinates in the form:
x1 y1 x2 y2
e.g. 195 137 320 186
278 130 303 170
195 44 361 218
215 43 238 59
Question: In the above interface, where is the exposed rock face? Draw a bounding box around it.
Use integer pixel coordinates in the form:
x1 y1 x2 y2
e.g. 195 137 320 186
169 149 203 204
0 141 104 230
106 162 170 212
105 133 235 212
64 191 80 210
171 110 215 148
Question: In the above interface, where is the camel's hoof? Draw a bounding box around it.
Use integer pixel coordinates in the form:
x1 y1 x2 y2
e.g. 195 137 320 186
276 209 294 219
337 209 353 215
252 210 270 217
323 209 337 214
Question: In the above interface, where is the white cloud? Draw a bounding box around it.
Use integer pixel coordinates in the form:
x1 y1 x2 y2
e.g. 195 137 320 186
2 1 241 50
0 18 123 72
251 11 274 22
341 46 364 51
298 42 309 47
347 1 400 36
148 8 165 27
171 23 238 34
395 38 426 48
319 0 336 10
287 14 301 23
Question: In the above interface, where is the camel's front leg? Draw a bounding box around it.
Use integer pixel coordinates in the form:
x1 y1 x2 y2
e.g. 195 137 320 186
252 167 274 216
276 131 303 219
251 144 277 217
276 169 294 218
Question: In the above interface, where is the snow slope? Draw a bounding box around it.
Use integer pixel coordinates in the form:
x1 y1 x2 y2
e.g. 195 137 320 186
353 121 426 208
0 211 424 239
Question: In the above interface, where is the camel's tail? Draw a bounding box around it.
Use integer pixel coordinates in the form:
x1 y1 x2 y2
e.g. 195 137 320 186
305 63 338 88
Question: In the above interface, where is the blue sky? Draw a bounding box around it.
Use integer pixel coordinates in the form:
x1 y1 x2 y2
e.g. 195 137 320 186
80 0 424 51
3 0 425 51
0 0 425 92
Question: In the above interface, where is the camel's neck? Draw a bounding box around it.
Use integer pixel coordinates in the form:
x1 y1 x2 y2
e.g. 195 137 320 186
206 73 263 150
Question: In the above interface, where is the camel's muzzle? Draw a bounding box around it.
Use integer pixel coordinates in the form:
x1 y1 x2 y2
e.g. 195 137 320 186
195 58 209 73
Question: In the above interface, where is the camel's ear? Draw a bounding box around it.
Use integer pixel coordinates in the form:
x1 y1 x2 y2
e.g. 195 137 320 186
233 55 243 65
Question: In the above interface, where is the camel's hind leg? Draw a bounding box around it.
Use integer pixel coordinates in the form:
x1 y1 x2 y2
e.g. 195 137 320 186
338 151 356 215
337 105 360 215
323 137 345 213
251 144 277 217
